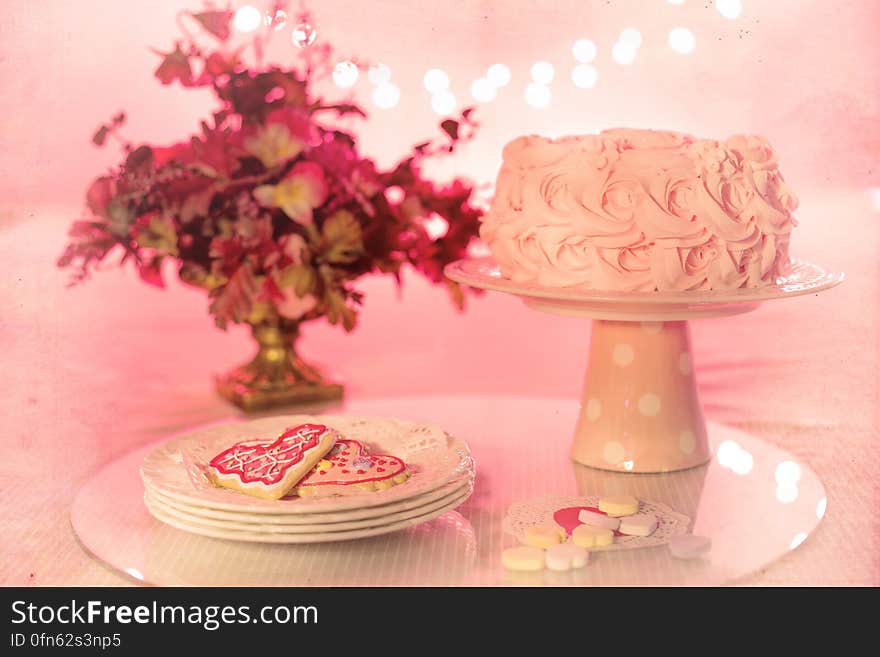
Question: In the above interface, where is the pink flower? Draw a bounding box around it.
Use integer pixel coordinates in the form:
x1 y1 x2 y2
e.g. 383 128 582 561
279 233 309 264
275 289 317 320
253 161 328 225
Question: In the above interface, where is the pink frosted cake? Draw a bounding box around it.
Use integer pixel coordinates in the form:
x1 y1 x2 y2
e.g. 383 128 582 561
479 128 798 291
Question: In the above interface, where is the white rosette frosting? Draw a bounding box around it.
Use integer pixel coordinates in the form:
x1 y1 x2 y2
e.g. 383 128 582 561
479 128 798 292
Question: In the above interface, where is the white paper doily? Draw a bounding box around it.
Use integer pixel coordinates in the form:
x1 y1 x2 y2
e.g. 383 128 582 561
141 415 474 514
502 496 691 551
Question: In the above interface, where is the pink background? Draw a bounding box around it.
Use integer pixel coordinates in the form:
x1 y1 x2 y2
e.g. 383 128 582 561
2 0 879 204
1 1 878 585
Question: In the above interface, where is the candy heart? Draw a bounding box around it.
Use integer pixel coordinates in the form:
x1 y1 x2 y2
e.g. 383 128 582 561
292 439 409 496
208 423 336 500
552 506 624 537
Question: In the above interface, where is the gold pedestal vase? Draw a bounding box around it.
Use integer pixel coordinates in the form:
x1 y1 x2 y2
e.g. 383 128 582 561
215 322 344 412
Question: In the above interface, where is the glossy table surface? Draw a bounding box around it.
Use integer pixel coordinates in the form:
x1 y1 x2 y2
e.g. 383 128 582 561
70 397 827 586
1 189 878 586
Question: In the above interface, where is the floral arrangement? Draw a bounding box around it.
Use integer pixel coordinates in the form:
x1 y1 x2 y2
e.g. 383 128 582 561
58 2 483 333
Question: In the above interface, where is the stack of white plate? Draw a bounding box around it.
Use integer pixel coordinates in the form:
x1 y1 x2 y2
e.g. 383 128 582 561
140 414 475 543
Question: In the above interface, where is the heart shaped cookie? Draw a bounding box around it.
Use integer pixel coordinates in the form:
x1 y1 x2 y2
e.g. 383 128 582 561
292 439 409 496
208 423 337 500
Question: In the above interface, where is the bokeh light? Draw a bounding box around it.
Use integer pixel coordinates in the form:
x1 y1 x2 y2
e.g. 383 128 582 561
372 82 400 109
716 439 741 467
669 27 696 54
730 449 753 475
571 64 598 88
368 63 391 85
524 82 551 108
486 63 511 87
471 77 497 103
530 61 555 84
715 0 743 19
619 27 643 49
572 38 597 63
423 69 450 94
233 5 262 33
332 61 359 88
431 90 457 115
612 41 638 65
291 22 316 48
423 213 450 240
384 186 404 204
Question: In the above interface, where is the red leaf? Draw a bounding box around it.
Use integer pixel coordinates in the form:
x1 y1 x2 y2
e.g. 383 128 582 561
85 177 116 216
208 262 260 329
138 258 165 288
259 274 286 302
153 43 193 86
124 145 154 175
92 125 110 146
440 119 460 140
191 10 233 41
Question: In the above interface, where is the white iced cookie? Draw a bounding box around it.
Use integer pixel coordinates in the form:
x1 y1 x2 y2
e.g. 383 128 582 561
501 546 546 571
668 535 712 560
545 543 589 572
598 495 640 517
578 508 621 531
619 513 658 537
522 524 565 548
572 524 614 548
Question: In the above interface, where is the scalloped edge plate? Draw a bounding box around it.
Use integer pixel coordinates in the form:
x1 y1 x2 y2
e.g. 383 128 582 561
143 487 473 544
141 414 475 515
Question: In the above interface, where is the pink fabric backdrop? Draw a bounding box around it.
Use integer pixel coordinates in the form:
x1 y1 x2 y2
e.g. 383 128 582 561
1 0 878 585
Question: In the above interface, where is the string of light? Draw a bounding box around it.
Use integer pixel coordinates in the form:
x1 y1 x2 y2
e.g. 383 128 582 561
232 1 744 113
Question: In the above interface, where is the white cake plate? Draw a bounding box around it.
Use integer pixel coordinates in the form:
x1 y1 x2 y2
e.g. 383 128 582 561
445 257 843 473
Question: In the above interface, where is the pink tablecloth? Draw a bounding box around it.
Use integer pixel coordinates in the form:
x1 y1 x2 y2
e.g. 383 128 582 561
1 187 877 585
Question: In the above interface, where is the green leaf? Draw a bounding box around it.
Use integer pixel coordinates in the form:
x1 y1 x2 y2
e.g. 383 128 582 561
278 265 317 297
324 288 358 332
321 210 364 264
136 214 179 256
105 198 135 238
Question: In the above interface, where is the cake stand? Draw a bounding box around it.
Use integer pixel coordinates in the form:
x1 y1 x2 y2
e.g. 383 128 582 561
445 257 843 473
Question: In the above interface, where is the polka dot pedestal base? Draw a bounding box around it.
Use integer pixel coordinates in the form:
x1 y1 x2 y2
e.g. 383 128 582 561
572 320 710 473
444 256 843 475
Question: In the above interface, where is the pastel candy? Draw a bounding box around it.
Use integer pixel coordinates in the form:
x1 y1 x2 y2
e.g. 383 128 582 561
522 525 565 548
598 495 639 517
545 543 590 571
668 535 712 560
501 546 546 571
572 524 614 548
619 514 657 537
578 508 621 531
